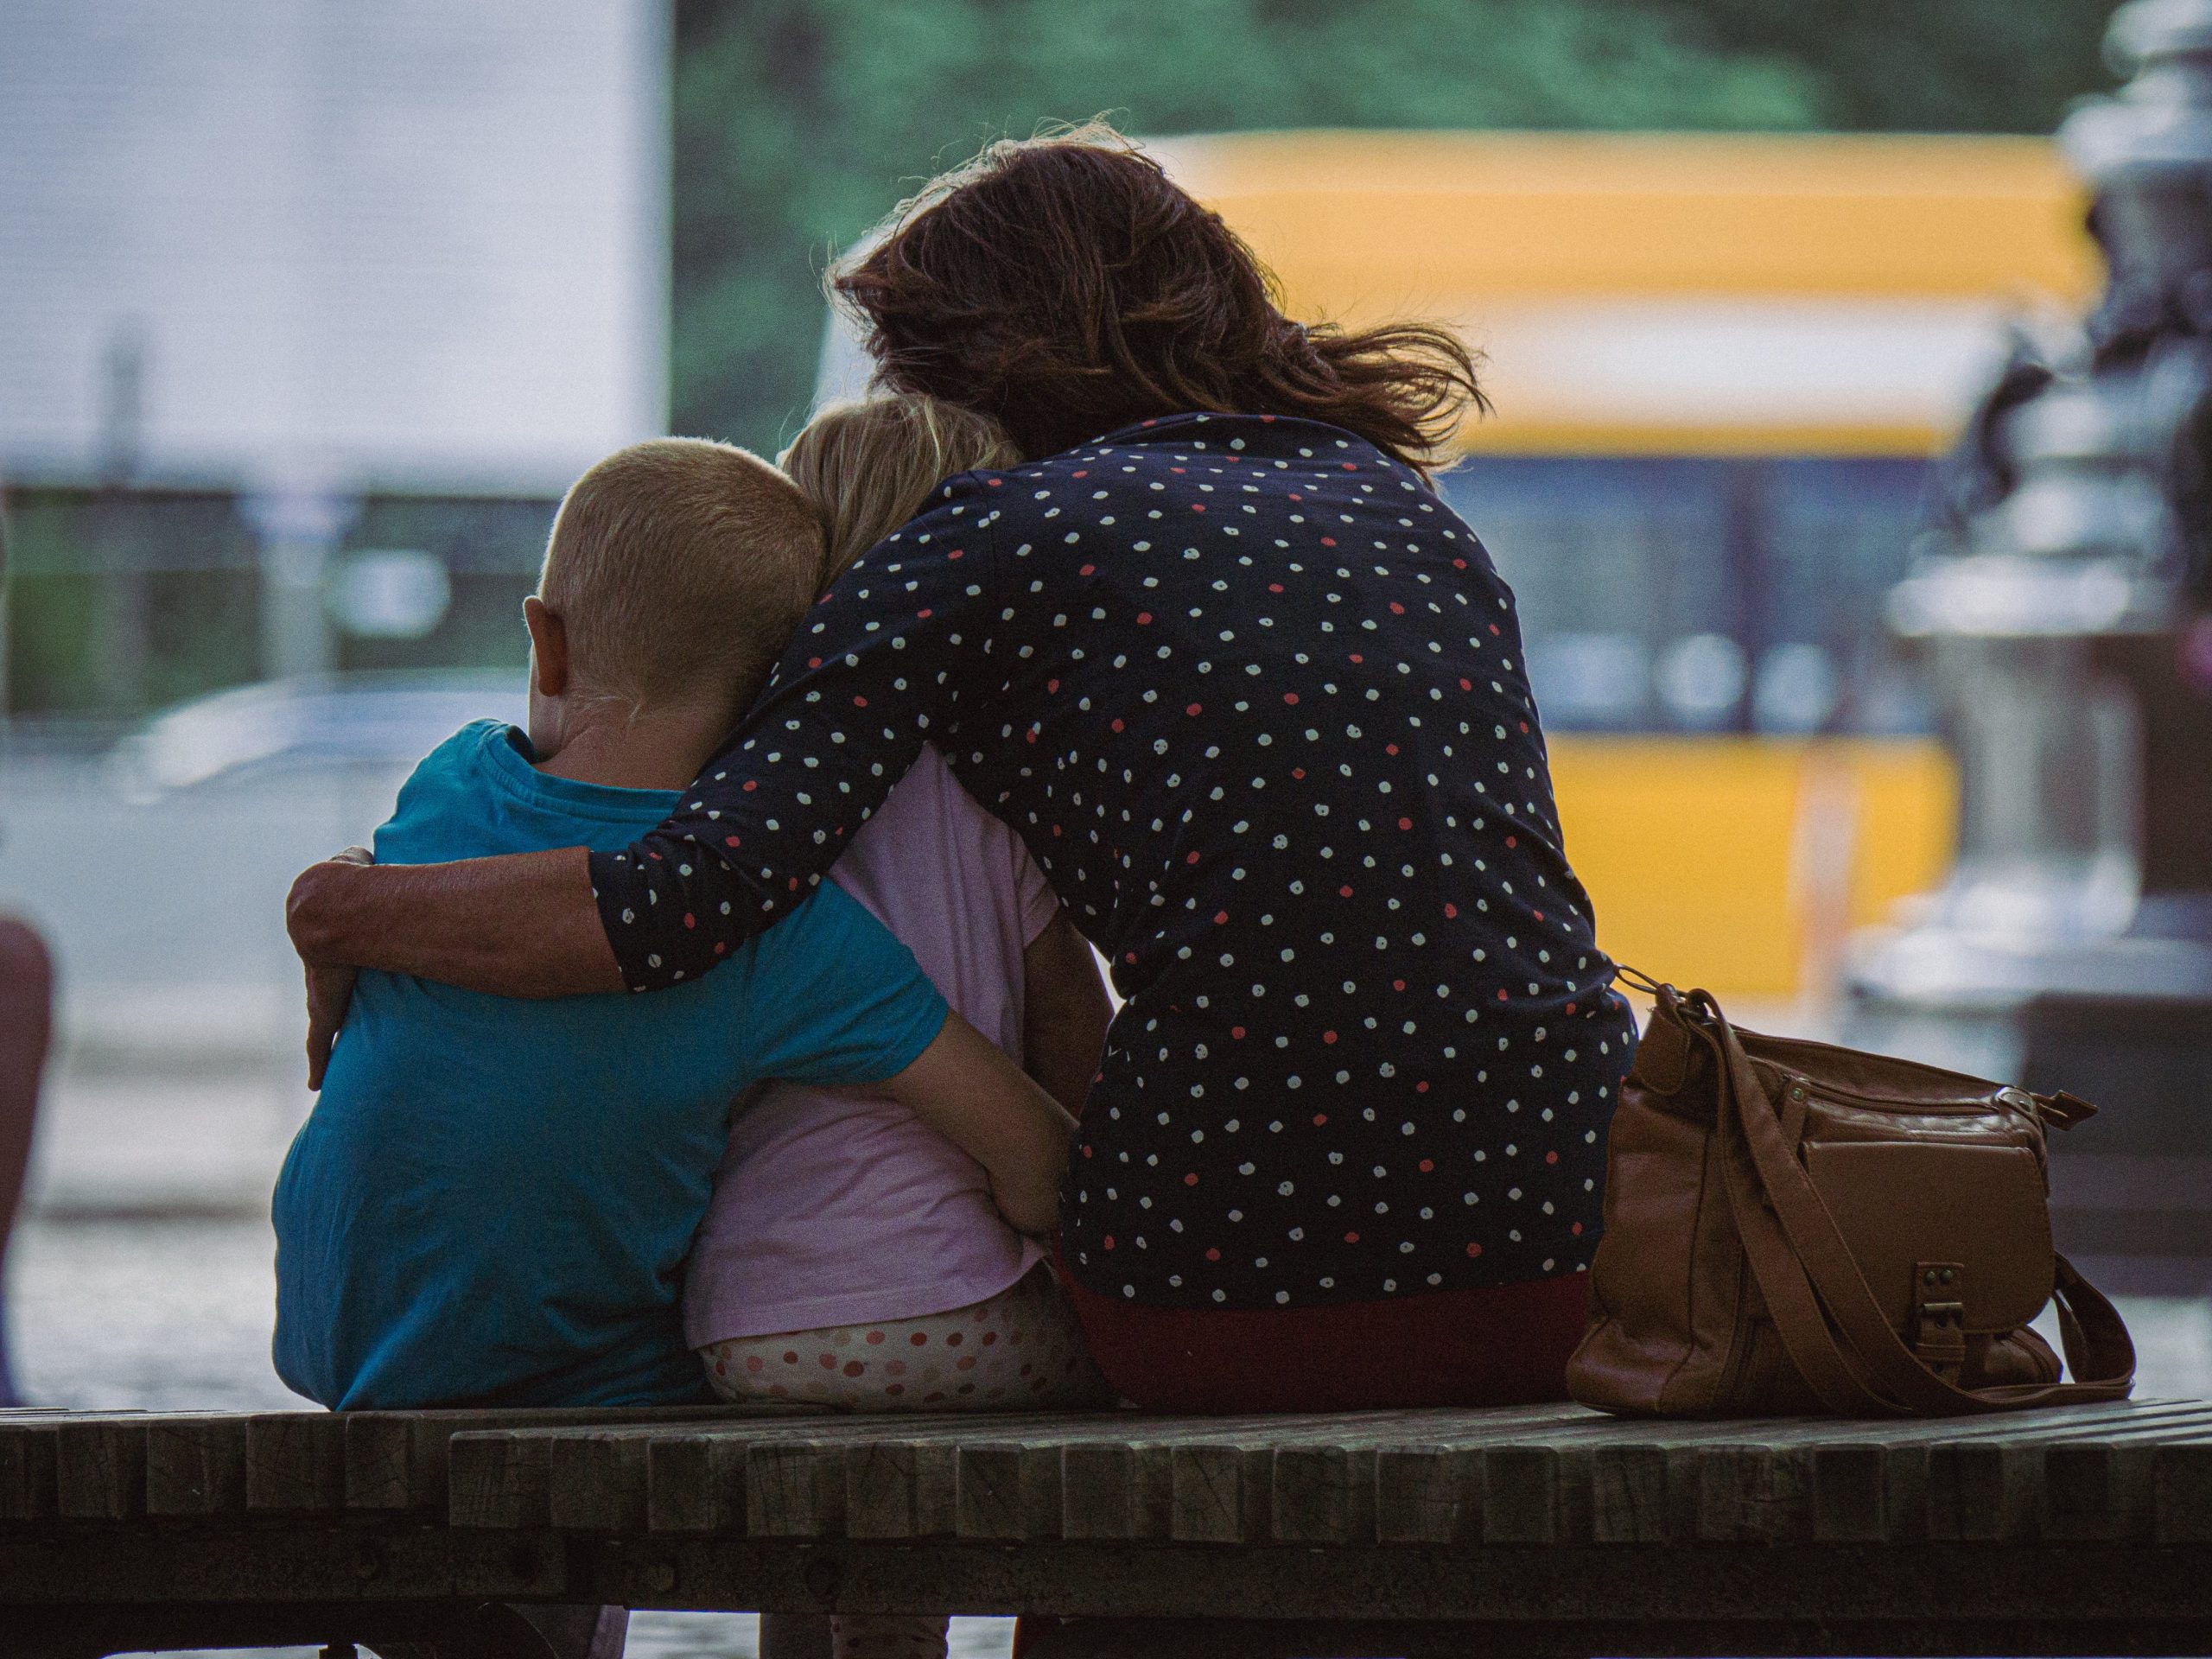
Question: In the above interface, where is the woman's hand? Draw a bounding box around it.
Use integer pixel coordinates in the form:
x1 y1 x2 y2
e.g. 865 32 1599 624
284 843 624 1014
295 846 372 1089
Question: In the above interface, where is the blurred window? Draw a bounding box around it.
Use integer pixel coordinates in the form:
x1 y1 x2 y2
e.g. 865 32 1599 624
1 487 550 724
1438 454 1931 734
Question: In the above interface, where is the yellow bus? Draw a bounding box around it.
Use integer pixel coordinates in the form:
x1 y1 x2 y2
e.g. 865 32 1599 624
1147 130 2101 999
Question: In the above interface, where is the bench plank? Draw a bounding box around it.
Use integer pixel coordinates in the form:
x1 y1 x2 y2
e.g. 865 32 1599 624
147 1418 249 1517
2158 1443 2212 1544
55 1420 148 1522
1375 1446 1474 1545
645 1434 741 1534
550 1433 651 1533
1271 1445 1375 1545
245 1414 346 1514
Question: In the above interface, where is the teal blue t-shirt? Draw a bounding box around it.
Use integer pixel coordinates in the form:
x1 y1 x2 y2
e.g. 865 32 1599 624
271 721 949 1410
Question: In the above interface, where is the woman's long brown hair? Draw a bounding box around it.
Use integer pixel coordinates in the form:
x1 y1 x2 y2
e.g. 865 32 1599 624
832 123 1485 474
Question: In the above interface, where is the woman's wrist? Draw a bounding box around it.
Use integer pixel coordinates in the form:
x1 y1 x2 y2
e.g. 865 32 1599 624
286 854 372 968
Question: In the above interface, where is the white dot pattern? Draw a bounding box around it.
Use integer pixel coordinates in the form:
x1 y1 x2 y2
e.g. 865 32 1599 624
589 413 1636 1308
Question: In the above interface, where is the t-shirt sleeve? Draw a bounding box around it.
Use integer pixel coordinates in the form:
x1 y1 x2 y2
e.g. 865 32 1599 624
584 474 1007 992
742 881 949 1088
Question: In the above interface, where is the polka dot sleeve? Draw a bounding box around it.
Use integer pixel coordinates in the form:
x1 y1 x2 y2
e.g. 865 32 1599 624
585 474 1006 989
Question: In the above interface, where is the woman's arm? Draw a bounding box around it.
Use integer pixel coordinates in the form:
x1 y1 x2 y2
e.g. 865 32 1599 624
878 1010 1076 1236
288 847 621 1084
287 847 617 993
1021 911 1112 1117
284 478 1005 1001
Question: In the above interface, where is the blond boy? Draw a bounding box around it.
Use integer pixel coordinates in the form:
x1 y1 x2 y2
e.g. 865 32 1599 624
273 438 1071 1414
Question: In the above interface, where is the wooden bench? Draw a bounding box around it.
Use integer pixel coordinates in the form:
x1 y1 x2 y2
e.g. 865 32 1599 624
3 1397 2210 1657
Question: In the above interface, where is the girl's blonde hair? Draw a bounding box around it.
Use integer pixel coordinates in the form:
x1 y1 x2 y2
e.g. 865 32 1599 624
779 395 1020 586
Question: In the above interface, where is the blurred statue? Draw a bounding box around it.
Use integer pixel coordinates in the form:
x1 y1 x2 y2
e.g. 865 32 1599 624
1847 0 2212 1292
0 918 49 1408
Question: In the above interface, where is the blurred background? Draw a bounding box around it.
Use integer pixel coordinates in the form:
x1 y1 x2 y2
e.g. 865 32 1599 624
3 1 2209 1649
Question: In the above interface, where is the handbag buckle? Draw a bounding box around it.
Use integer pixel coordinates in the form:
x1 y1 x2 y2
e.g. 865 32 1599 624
1914 1260 1968 1376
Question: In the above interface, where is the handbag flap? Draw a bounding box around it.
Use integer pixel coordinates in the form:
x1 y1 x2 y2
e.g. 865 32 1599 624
1801 1141 2055 1334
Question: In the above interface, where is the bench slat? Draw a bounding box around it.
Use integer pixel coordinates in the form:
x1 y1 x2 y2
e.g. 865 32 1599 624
550 1433 651 1533
55 1421 148 1521
146 1418 249 1517
645 1434 743 1534
846 1440 958 1539
1809 1443 1890 1542
449 1430 550 1530
747 1440 847 1538
1375 1446 1473 1545
244 1414 345 1514
1270 1445 1376 1545
1169 1443 1262 1544
2158 1443 2212 1543
1587 1443 1670 1543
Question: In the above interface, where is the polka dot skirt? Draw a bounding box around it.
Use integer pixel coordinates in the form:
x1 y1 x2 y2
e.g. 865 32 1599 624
591 413 1638 1312
698 1262 1108 1412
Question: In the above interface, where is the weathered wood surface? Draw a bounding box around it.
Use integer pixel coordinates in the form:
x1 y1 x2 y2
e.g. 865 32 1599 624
3 1399 2210 1653
454 1395 2212 1547
1 1397 2207 1544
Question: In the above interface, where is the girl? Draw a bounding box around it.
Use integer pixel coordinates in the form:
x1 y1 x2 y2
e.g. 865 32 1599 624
683 396 1110 1421
684 397 1114 1659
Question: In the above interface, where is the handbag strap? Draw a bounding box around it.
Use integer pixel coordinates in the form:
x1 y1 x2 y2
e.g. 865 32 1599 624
1686 994 2135 1415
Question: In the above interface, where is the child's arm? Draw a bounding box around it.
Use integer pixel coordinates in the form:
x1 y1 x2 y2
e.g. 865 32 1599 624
1022 912 1111 1118
876 1011 1076 1236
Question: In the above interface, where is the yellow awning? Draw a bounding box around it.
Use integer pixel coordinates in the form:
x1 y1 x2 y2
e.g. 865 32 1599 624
1152 130 2101 456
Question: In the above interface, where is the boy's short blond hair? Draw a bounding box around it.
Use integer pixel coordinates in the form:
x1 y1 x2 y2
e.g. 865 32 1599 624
539 437 824 715
780 396 1019 585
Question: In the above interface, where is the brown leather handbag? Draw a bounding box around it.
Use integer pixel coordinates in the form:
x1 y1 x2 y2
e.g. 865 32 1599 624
1567 973 2136 1417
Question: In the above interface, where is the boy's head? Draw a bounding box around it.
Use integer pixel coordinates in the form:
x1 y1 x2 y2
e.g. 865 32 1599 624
780 395 1017 583
524 438 823 752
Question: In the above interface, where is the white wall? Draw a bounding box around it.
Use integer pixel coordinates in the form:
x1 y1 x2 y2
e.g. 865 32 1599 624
0 0 669 494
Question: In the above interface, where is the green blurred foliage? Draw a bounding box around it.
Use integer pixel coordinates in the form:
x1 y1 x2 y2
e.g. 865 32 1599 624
4 575 103 715
671 0 2125 452
1686 0 2121 132
139 572 260 710
3 492 261 716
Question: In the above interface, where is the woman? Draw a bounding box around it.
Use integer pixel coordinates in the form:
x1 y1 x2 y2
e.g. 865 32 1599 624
289 125 1637 1411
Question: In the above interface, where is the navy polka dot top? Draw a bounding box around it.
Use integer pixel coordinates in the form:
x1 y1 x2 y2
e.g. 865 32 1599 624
591 413 1636 1310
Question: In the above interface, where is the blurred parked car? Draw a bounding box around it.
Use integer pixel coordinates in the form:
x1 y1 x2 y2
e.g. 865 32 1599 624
105 672 526 798
1 674 525 1072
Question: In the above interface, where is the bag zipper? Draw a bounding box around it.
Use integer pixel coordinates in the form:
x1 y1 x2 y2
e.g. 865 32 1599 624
1759 1064 2034 1118
1779 1074 2048 1173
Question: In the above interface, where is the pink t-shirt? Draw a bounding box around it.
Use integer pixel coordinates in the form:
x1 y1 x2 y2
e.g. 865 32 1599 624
682 745 1060 1345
